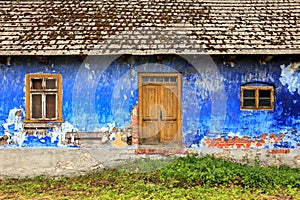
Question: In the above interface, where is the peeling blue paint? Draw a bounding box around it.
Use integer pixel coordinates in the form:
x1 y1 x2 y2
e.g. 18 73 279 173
280 62 300 95
0 55 299 148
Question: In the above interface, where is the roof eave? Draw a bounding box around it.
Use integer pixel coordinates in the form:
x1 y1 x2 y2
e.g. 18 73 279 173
0 49 299 56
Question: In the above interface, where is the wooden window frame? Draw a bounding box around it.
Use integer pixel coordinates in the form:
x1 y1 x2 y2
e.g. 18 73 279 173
24 74 63 122
240 86 274 110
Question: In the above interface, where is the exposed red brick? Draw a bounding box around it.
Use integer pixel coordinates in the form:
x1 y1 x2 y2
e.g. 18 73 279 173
216 143 227 148
131 138 138 145
245 142 251 148
235 143 245 148
256 142 264 147
130 104 139 146
202 133 286 149
134 148 188 155
176 149 188 154
269 149 291 154
260 133 268 139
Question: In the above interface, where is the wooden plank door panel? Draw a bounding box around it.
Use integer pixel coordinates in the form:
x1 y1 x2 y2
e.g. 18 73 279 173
142 85 159 121
161 86 178 120
141 85 160 144
140 121 159 144
160 85 178 143
160 121 178 143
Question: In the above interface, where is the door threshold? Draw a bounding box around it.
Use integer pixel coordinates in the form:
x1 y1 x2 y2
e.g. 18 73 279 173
135 146 188 155
138 143 182 149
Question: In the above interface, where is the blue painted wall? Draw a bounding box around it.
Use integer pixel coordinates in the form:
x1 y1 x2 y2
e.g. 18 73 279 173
0 54 299 148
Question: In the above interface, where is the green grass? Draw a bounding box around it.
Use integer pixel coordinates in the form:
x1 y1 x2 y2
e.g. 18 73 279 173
0 155 299 199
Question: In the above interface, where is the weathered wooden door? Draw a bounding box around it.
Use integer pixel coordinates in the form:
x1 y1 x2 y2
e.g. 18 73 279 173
138 73 182 145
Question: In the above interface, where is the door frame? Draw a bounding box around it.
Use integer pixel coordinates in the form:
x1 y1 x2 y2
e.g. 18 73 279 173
138 72 182 145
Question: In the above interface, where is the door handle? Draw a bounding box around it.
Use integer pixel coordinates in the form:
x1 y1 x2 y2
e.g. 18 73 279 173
160 110 162 120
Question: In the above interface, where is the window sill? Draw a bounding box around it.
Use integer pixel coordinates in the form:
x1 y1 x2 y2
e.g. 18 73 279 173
240 108 274 111
23 119 65 123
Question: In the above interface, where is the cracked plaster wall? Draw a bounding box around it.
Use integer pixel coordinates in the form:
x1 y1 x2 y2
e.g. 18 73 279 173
0 54 299 149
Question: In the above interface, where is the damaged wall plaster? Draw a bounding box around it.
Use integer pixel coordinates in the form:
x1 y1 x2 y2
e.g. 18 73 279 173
0 55 299 149
279 62 300 95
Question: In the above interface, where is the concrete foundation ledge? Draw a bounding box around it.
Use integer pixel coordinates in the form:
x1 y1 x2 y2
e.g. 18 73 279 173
0 147 299 179
0 148 103 179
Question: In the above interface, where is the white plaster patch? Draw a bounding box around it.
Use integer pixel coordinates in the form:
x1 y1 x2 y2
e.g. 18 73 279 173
95 127 109 132
2 108 81 147
61 121 78 133
131 90 134 97
280 63 300 95
84 62 90 70
3 108 24 133
12 132 25 147
107 122 116 132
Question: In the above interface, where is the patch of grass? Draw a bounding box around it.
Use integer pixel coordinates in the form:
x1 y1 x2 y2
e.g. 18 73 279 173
159 155 300 190
116 156 177 173
0 155 299 199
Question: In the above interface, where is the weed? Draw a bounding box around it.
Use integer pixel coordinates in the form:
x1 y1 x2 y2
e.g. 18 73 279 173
0 155 299 199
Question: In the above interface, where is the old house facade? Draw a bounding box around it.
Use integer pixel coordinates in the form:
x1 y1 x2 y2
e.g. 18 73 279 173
0 0 299 151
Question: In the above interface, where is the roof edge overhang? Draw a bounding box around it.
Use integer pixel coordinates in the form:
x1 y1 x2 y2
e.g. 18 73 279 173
0 49 300 56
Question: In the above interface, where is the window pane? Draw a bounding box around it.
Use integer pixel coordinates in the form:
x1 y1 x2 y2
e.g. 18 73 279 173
32 79 43 89
243 89 255 97
244 99 256 107
170 77 177 82
142 76 177 83
156 77 163 82
142 77 149 82
46 94 56 118
32 94 42 118
259 99 271 107
46 79 57 89
259 90 271 98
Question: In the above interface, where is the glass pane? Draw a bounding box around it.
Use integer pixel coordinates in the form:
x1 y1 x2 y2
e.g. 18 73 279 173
142 76 177 83
244 99 256 107
46 79 57 89
259 99 271 107
259 90 271 98
156 77 163 82
142 77 149 82
46 94 56 118
32 94 42 118
243 89 255 97
32 79 43 89
170 77 177 82
164 77 170 82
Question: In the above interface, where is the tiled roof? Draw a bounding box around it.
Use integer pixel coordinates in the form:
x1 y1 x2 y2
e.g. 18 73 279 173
0 0 299 55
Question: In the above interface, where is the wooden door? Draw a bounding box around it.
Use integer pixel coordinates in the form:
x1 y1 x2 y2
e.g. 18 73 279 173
160 85 179 143
138 73 182 145
140 84 160 143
